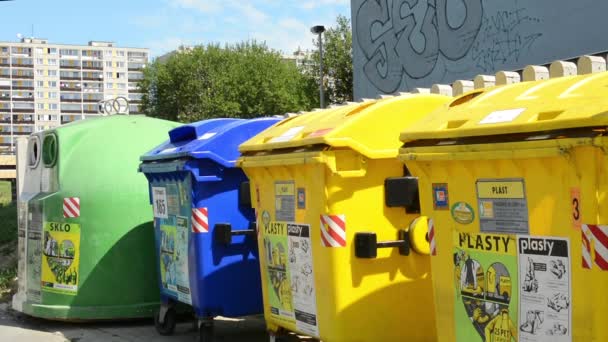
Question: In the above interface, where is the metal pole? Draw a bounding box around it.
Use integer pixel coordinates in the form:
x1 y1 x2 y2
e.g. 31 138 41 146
318 32 324 109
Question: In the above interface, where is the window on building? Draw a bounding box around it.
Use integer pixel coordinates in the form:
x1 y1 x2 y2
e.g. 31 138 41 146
48 70 57 77
35 47 43 54
36 91 43 98
117 83 126 89
105 61 112 67
50 104 58 110
105 50 112 57
48 59 57 66
36 81 44 87
37 103 44 110
36 58 44 64
36 69 44 76
48 48 57 54
49 92 57 98
48 81 56 87
105 82 113 89
117 61 125 68
105 72 113 78
117 51 125 57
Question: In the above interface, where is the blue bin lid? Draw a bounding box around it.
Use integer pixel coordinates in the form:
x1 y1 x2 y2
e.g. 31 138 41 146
140 117 280 167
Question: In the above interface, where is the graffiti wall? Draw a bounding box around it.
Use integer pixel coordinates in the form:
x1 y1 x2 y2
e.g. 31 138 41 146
351 0 608 99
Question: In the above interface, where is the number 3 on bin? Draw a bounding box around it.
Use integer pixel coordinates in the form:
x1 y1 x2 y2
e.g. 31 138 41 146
153 187 169 219
571 188 581 229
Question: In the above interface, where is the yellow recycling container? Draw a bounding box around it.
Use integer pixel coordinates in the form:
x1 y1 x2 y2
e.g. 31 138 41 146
399 72 608 342
238 94 451 341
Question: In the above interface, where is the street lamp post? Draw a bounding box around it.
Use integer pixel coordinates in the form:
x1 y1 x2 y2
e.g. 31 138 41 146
311 25 325 109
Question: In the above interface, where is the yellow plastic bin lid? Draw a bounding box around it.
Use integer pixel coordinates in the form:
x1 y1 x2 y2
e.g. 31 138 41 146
400 72 608 144
240 94 451 160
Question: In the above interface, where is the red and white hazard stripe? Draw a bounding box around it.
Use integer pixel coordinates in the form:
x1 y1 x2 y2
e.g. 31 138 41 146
582 224 593 269
584 224 608 270
192 207 209 233
320 214 346 247
428 218 436 256
63 197 80 218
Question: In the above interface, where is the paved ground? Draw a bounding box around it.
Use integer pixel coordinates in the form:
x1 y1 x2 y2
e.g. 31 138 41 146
0 303 309 342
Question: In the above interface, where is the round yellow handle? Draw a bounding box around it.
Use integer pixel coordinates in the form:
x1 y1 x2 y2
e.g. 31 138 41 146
409 216 430 255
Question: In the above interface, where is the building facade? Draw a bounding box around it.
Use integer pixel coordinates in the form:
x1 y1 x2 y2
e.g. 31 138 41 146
0 38 148 153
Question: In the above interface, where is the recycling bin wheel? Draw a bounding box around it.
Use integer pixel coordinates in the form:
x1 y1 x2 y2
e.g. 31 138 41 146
199 320 215 342
154 308 176 336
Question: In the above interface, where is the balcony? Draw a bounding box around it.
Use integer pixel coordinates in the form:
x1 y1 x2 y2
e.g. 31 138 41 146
128 67 144 71
82 76 102 81
60 76 81 81
60 98 82 103
14 131 33 136
0 63 8 67
12 74 34 80
12 108 34 113
0 109 9 113
61 109 82 113
81 64 103 71
13 119 34 124
0 74 8 79
12 86 34 90
60 86 81 92
83 109 97 114
0 119 9 124
12 97 34 102
11 63 33 68
82 98 102 103
59 65 81 70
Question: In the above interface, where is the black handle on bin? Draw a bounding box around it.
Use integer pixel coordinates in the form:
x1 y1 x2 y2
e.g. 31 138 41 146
354 230 410 258
214 222 257 246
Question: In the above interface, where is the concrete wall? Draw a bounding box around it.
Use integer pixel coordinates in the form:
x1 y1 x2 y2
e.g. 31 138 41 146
351 0 608 99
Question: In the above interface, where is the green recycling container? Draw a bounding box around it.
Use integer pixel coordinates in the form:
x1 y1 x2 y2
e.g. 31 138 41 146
12 114 180 320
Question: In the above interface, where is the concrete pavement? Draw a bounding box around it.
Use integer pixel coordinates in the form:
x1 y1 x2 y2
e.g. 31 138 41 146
0 302 308 342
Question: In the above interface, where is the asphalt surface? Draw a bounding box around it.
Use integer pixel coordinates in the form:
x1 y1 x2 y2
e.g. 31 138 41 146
0 302 309 342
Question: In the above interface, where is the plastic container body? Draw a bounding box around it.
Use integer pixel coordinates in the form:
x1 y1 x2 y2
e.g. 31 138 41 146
12 115 179 320
238 95 450 341
399 72 608 342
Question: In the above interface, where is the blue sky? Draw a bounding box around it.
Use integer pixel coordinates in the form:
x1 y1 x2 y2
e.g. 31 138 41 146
0 0 350 57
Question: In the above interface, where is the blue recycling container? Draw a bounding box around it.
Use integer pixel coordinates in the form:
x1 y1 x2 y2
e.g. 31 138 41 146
139 117 280 339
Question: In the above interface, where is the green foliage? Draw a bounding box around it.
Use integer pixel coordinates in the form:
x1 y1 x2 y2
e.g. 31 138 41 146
140 41 317 122
305 15 354 105
0 181 11 206
0 202 17 244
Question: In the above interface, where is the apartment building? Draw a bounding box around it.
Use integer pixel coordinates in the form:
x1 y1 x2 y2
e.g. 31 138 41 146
0 38 148 154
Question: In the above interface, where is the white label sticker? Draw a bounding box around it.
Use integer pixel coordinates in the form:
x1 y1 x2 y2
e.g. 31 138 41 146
479 108 525 124
161 147 178 154
198 132 216 140
518 236 571 342
288 223 319 337
269 126 304 143
151 187 168 218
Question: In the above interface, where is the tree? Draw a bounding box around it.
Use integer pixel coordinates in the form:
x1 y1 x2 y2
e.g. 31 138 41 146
305 15 354 105
139 41 316 122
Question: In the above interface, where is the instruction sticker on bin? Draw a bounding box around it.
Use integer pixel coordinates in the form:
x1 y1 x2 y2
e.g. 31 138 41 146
518 236 571 342
275 181 295 222
453 231 519 342
262 221 319 337
477 179 529 234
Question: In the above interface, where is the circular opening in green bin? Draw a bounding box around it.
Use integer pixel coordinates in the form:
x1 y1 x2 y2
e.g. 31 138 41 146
42 133 58 167
28 136 41 168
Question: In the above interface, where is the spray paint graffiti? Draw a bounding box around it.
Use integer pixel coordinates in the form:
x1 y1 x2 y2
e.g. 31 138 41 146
355 0 483 93
353 0 551 98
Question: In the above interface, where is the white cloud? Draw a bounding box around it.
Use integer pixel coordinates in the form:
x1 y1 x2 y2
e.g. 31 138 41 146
171 0 225 13
299 0 349 10
146 37 198 58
